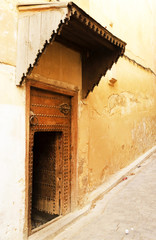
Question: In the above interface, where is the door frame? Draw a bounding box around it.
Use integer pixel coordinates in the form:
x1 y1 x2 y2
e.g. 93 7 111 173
25 79 78 236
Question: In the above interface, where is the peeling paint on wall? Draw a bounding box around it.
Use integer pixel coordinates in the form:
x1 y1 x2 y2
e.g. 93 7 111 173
77 55 156 205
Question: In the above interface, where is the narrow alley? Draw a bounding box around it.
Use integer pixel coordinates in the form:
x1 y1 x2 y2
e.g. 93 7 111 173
53 151 156 240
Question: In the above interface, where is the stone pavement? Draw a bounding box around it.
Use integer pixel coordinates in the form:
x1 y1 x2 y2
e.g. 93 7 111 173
53 151 156 240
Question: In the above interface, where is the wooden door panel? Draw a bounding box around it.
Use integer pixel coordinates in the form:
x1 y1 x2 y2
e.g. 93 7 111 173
29 86 71 229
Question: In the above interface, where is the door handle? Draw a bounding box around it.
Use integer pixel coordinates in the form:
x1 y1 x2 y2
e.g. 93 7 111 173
30 111 38 126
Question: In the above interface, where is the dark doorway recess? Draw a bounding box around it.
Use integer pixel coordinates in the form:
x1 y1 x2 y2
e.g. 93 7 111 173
31 131 62 229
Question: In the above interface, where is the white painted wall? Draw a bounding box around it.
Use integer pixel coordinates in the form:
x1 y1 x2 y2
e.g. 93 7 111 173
0 64 26 240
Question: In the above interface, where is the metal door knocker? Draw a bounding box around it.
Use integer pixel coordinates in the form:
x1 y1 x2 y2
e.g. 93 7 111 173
30 111 39 126
59 103 71 115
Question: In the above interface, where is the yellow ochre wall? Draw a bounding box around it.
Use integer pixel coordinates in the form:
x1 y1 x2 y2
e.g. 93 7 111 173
78 58 156 198
31 42 82 89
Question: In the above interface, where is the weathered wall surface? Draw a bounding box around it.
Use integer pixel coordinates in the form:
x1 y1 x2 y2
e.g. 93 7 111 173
0 64 26 240
78 58 156 201
0 1 17 65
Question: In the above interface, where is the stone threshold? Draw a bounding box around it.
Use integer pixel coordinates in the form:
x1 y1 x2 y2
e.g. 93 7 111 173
29 145 156 240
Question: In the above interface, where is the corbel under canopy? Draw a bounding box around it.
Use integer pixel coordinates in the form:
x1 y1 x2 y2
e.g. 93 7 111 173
17 1 126 98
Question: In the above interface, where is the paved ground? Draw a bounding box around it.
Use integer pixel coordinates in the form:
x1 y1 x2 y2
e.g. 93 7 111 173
53 151 156 240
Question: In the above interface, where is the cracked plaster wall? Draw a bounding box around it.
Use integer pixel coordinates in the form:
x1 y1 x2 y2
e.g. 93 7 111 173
78 57 156 205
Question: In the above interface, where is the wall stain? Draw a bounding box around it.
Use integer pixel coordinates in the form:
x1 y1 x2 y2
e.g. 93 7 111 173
108 92 139 115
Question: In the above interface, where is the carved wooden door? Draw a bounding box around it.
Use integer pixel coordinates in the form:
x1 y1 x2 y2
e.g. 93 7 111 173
29 86 71 229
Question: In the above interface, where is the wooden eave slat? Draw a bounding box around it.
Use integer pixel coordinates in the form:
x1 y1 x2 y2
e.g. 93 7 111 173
55 35 87 54
66 16 117 52
59 22 98 51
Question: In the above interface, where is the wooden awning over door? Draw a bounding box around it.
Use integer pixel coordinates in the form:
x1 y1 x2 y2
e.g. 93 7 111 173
17 2 126 97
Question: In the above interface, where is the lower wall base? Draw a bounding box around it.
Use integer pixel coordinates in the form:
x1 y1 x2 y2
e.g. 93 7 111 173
87 145 156 205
